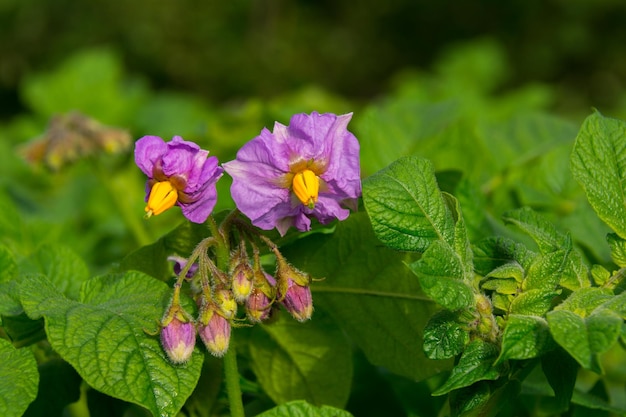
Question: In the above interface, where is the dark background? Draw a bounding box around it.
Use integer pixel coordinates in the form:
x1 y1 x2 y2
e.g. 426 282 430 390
1 0 626 119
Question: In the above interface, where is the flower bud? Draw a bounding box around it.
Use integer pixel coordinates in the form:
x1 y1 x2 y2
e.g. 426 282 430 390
246 272 276 323
274 253 310 302
161 315 196 364
280 278 313 322
231 262 254 302
214 288 238 320
197 303 231 357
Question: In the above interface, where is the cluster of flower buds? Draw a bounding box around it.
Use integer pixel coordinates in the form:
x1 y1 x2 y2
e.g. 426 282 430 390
159 236 313 364
21 111 132 171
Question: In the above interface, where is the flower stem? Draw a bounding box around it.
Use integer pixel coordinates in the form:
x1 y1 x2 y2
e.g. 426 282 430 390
210 213 245 417
223 337 245 417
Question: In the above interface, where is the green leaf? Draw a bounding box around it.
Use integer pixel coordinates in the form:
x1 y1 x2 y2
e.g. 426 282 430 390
444 192 474 281
20 272 203 417
541 349 578 414
362 156 455 252
503 207 566 253
255 400 354 417
24 359 82 417
472 237 536 277
590 264 611 287
585 309 622 356
282 212 446 381
523 250 568 291
20 244 89 300
571 111 626 239
0 338 39 417
555 287 614 317
607 233 626 268
1 311 45 347
423 310 470 360
0 244 20 316
497 315 553 362
409 240 474 310
598 292 626 319
0 244 17 283
504 208 589 290
554 287 613 317
485 262 525 283
509 289 560 316
249 312 352 408
547 308 622 373
449 381 491 417
492 293 513 313
482 278 519 295
572 386 626 415
547 310 593 370
432 339 500 396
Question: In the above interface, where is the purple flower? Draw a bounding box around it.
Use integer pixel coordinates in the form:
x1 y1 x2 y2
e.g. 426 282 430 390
134 135 223 223
223 112 361 235
161 316 196 364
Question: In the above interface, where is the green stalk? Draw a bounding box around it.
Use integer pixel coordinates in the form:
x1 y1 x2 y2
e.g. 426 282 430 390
209 212 245 417
223 338 245 417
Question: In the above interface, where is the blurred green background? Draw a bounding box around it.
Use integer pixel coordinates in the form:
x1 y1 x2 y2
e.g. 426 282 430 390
1 0 626 119
1 0 626 274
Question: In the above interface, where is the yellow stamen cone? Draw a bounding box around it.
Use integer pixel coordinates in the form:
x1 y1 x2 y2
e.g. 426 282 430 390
145 180 178 218
292 169 319 209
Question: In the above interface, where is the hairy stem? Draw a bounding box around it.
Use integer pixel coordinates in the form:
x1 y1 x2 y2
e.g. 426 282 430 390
210 213 245 417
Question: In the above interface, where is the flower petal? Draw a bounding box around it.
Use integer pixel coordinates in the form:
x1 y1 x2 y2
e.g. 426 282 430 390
134 136 167 177
179 168 223 223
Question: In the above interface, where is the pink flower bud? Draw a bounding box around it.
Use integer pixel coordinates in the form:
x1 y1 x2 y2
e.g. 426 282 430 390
246 287 273 323
280 278 313 322
160 317 196 364
197 304 231 357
